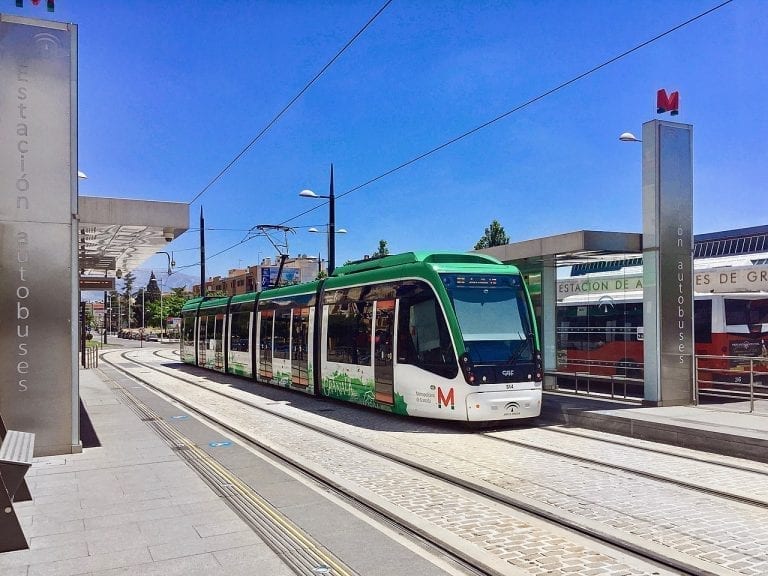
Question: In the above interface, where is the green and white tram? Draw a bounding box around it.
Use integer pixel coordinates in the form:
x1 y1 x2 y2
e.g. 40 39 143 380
181 252 542 422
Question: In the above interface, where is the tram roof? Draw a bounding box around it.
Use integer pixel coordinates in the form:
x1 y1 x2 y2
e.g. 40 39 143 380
333 251 503 276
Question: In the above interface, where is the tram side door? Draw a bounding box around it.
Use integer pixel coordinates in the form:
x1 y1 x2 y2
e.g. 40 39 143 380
197 315 207 367
214 314 224 371
374 300 395 404
258 310 274 380
291 307 310 387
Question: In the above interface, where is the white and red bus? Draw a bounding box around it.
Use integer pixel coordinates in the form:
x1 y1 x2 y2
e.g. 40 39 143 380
555 291 768 385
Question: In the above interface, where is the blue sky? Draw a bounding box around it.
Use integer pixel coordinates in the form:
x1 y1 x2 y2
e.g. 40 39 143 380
13 0 767 280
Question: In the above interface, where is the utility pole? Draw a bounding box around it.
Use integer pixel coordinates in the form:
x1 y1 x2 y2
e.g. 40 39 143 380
200 207 206 298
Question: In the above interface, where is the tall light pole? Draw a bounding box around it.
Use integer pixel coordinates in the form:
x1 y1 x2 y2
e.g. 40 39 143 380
300 164 338 274
154 253 174 340
308 226 347 275
159 276 164 342
140 288 145 348
200 207 206 297
157 251 175 276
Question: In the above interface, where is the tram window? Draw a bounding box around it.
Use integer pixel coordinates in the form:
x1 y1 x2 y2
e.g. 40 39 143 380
327 295 373 366
292 308 310 359
397 287 457 379
274 308 291 360
230 312 250 352
214 316 224 352
694 299 712 344
205 315 215 350
259 310 274 355
198 316 208 349
182 314 195 345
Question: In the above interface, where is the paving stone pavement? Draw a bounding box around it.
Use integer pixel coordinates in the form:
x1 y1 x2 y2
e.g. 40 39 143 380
140 365 681 575
16 348 766 576
131 349 768 576
0 369 295 576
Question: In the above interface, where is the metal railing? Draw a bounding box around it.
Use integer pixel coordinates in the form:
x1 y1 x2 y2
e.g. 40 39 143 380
695 354 768 413
81 344 99 369
547 359 644 401
549 354 768 412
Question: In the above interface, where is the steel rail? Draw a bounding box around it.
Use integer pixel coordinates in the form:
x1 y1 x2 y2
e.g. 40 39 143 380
102 348 728 576
98 363 358 576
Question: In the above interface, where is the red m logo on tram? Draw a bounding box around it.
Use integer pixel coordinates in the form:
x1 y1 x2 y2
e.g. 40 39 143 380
657 89 679 116
437 387 455 410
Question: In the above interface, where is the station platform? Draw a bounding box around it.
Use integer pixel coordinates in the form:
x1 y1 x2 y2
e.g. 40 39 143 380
542 392 768 463
3 365 768 575
0 367 462 576
0 368 298 576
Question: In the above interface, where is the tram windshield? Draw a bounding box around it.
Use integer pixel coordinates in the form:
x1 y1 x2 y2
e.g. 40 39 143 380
440 273 534 363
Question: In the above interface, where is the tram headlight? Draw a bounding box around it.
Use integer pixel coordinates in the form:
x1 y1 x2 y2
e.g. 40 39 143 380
459 353 475 384
534 351 543 381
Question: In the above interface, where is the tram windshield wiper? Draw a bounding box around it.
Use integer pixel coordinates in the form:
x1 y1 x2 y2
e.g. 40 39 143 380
507 332 533 363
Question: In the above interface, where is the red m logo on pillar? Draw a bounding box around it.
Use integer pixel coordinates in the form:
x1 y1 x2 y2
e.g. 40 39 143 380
657 89 679 116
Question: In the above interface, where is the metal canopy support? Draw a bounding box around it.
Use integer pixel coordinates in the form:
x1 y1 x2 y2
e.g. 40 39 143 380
541 256 558 390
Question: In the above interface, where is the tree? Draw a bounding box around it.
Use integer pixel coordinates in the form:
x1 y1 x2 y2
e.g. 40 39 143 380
146 291 189 328
145 272 161 303
121 271 136 329
132 288 148 328
474 220 509 250
372 240 390 258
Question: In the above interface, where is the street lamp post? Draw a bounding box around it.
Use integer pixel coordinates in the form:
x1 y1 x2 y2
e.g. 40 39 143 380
308 226 347 275
140 289 145 348
300 164 338 274
153 254 174 341
103 291 108 345
159 276 165 342
157 251 175 276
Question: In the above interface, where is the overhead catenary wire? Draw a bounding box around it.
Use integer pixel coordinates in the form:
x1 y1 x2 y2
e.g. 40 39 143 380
186 0 394 206
179 0 735 270
281 0 735 222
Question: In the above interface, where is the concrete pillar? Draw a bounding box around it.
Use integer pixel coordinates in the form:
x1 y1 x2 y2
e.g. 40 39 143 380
541 257 558 390
0 15 80 455
642 120 694 406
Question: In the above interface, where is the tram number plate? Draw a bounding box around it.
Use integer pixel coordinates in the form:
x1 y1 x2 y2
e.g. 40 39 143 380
505 384 515 390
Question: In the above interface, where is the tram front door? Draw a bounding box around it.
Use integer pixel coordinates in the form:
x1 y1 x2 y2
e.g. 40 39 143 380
374 300 395 404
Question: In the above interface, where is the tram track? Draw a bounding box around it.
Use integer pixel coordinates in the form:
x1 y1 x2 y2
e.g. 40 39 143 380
103 350 502 576
98 347 756 576
102 371 358 576
482 432 768 510
529 425 768 476
152 348 768 507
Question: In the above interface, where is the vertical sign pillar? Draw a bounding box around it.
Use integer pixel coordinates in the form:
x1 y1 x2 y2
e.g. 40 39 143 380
540 258 558 391
0 15 79 454
642 120 694 406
